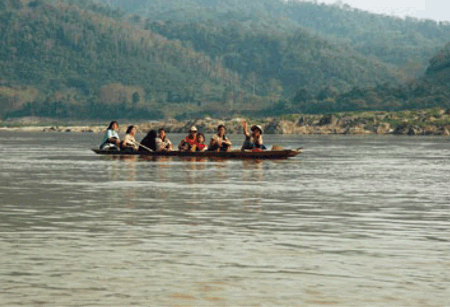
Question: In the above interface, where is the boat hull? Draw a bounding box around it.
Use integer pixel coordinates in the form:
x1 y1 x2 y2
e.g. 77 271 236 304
92 148 302 160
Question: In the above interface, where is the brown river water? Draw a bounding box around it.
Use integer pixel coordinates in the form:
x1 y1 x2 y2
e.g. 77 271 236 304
0 131 449 306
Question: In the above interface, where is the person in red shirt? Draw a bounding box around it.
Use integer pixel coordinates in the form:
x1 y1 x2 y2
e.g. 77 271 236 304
195 133 207 152
178 126 198 151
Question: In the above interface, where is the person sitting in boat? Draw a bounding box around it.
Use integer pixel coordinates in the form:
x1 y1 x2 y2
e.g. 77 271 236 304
208 124 232 152
194 133 207 152
155 128 173 152
99 121 121 151
178 126 198 151
139 129 157 152
241 120 267 151
121 125 139 152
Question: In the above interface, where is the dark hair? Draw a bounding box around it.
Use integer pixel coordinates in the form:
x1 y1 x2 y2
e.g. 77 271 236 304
126 125 135 134
158 128 167 141
107 121 118 130
140 130 157 151
196 133 205 143
217 124 227 139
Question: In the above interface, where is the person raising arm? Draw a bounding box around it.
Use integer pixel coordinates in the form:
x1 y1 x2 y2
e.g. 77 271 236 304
241 120 266 151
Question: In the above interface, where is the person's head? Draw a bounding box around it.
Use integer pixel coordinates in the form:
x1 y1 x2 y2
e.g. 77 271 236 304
217 124 226 136
251 124 263 136
196 133 205 144
107 121 118 130
126 125 136 135
189 126 198 137
158 128 166 139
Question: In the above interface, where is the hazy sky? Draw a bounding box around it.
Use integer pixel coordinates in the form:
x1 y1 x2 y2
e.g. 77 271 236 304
317 0 449 21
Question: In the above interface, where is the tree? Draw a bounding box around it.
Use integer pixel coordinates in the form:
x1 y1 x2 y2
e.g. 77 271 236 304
266 78 283 103
293 87 310 103
132 91 140 109
245 72 258 96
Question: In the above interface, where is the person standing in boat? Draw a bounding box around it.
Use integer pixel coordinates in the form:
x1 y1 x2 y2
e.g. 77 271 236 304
121 125 139 152
99 121 121 151
241 120 266 151
178 126 198 151
155 128 173 152
208 124 232 152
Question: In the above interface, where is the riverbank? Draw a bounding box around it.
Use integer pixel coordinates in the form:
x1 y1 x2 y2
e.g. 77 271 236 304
1 108 450 135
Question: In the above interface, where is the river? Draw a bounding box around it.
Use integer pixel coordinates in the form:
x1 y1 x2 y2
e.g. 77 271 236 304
0 131 448 306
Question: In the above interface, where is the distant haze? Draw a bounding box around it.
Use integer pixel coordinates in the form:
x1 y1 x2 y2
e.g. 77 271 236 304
314 0 449 21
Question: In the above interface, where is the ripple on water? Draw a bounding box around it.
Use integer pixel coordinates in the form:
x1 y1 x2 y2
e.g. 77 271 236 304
0 133 449 306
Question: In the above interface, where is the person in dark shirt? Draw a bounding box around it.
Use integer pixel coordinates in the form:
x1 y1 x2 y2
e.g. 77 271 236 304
208 124 232 152
241 120 266 151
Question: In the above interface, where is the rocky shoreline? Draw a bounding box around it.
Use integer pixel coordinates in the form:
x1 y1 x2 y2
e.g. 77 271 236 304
1 109 450 136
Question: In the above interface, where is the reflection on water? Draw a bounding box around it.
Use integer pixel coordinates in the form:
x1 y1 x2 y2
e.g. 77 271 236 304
0 132 449 306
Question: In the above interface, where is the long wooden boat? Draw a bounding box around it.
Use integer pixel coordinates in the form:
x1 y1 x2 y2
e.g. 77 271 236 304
92 148 302 160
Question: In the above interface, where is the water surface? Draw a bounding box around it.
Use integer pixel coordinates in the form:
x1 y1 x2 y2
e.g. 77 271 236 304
0 132 449 306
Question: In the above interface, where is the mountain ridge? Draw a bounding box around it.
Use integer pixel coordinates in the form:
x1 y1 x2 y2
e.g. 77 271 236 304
2 0 450 120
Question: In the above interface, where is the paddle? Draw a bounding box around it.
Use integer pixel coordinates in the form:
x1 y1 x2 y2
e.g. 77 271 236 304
132 140 153 152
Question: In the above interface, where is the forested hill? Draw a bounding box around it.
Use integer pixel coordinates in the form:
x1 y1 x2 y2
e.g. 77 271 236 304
276 40 450 116
0 0 244 119
2 0 450 121
274 1 450 70
99 0 450 74
1 0 405 121
425 43 450 85
145 21 397 96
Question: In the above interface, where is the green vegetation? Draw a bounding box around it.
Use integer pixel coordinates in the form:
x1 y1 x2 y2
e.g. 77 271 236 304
144 21 397 97
110 0 450 73
1 0 450 121
0 0 243 119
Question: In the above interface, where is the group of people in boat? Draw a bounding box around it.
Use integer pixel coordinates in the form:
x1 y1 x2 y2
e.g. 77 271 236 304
99 120 267 153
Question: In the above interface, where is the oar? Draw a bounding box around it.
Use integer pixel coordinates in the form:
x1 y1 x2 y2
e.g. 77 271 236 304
132 141 153 152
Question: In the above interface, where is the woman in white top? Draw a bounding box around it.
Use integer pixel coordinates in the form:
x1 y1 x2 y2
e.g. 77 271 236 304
121 125 139 152
100 121 120 150
208 124 232 152
155 128 173 152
